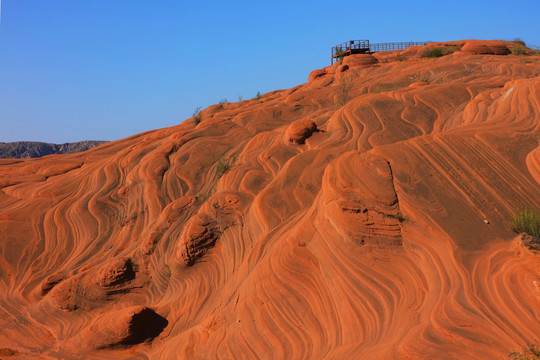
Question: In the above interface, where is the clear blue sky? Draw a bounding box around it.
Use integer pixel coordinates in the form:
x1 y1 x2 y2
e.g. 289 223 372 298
1 0 539 143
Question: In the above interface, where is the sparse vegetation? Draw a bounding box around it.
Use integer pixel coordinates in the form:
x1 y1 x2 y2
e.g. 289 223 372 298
513 38 526 46
423 47 444 58
509 342 540 360
193 107 202 125
219 98 229 104
418 76 429 83
511 43 528 55
387 213 406 222
198 190 214 202
512 209 540 238
336 77 352 106
396 54 407 62
253 91 262 100
421 46 459 58
238 95 243 102
215 155 237 178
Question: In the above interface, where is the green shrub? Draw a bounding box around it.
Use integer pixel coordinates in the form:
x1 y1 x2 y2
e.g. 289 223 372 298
444 45 459 54
193 107 202 125
511 43 528 55
396 54 407 62
423 47 444 58
512 209 540 238
215 155 236 178
422 46 459 58
387 213 406 222
253 91 262 100
513 38 526 46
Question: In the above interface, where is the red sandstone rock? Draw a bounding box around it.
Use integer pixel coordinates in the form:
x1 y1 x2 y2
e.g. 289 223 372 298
286 119 319 144
342 54 378 67
94 258 135 287
460 40 510 55
308 68 327 82
72 306 168 350
409 81 428 87
0 348 20 357
335 64 349 73
177 213 221 266
0 40 539 360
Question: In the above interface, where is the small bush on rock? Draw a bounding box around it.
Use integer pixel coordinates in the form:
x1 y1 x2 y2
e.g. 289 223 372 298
512 209 540 238
422 46 459 58
193 107 202 125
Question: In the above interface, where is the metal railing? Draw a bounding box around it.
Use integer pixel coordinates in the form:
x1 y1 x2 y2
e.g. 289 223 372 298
369 41 428 52
331 40 370 64
331 40 430 64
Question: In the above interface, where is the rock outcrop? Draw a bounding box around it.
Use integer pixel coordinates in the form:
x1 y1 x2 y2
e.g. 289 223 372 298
0 41 539 359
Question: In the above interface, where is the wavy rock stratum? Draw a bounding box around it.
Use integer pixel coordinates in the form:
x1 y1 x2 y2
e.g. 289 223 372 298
0 40 539 359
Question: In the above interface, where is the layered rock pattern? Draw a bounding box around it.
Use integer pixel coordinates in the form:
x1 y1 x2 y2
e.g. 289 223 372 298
0 41 539 359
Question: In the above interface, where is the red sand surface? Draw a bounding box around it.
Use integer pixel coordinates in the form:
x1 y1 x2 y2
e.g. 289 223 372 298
0 40 539 359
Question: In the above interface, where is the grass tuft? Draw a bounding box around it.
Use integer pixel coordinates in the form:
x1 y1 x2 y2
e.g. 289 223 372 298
511 43 528 55
198 190 214 202
512 209 540 238
193 107 202 125
216 155 237 178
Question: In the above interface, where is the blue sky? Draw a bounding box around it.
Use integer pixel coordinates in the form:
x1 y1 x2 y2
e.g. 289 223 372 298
1 0 539 143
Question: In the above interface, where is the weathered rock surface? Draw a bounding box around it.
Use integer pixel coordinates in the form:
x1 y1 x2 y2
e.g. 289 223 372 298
95 258 135 287
286 119 319 144
342 53 378 67
72 306 168 350
460 39 511 55
0 41 539 359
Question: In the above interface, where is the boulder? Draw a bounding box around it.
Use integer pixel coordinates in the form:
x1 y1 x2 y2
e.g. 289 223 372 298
286 119 319 144
460 40 510 55
342 54 378 67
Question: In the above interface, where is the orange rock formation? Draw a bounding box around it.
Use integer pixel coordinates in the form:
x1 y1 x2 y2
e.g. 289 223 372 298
0 40 539 359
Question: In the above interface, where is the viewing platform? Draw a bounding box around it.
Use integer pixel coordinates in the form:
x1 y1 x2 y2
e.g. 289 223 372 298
331 40 429 64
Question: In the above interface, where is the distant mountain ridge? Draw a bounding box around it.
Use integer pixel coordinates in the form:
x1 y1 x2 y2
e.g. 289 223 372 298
0 140 109 159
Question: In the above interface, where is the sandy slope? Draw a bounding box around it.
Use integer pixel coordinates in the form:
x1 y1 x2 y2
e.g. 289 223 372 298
0 40 539 359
